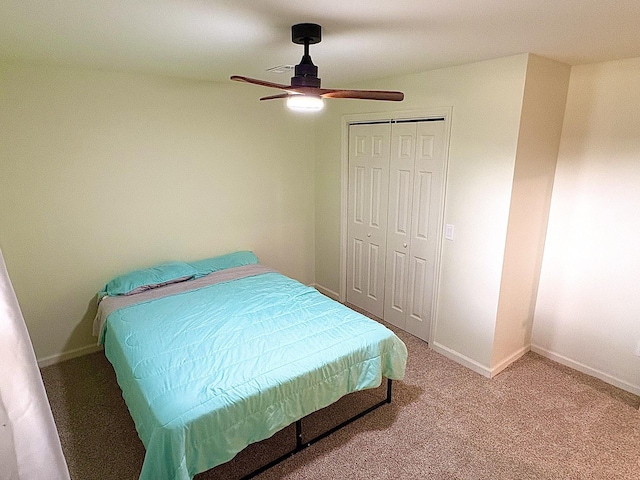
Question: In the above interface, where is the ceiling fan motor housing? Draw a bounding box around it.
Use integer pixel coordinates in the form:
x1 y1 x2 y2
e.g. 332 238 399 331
291 23 321 45
291 23 322 88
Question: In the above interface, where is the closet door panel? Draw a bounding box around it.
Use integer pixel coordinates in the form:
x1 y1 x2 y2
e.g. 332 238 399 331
350 238 364 293
406 121 447 340
414 171 433 240
389 250 407 312
384 123 416 328
346 123 391 318
410 257 427 319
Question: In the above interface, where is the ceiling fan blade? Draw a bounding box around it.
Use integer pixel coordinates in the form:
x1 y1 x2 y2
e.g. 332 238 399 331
320 89 405 101
260 93 290 101
230 76 291 91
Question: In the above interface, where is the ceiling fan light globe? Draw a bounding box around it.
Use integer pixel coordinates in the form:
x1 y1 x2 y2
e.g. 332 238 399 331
286 95 324 112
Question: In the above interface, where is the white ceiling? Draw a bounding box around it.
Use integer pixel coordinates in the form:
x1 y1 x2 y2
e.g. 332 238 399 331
1 0 639 87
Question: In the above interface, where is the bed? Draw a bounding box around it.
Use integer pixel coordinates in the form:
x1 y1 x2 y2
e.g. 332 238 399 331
93 251 407 480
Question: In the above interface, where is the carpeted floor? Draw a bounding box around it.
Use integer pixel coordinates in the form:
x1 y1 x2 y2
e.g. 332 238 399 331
41 323 640 479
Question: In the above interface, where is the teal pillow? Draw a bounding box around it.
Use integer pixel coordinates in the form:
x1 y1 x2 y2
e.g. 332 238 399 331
188 251 258 278
103 261 197 296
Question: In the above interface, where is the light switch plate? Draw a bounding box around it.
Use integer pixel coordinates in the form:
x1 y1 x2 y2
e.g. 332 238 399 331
445 224 455 241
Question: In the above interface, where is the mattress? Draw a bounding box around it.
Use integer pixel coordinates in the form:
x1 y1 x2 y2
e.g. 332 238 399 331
98 264 407 480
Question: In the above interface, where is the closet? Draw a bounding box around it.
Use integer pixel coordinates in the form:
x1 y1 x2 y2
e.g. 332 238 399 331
346 118 447 342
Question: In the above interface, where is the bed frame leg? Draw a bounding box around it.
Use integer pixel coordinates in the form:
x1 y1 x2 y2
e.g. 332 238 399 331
295 419 303 449
240 378 393 480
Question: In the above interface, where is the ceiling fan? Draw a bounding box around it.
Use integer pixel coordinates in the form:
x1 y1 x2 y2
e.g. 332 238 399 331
231 23 404 111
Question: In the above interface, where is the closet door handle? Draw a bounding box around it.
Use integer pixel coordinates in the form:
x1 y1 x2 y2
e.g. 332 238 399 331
367 233 371 237
403 243 407 248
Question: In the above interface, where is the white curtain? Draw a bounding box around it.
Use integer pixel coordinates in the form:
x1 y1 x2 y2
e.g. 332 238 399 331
0 248 70 480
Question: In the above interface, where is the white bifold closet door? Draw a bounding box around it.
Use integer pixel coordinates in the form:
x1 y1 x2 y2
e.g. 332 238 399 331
347 119 446 342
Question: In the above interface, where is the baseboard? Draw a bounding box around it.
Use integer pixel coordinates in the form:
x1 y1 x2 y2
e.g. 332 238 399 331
430 342 492 378
37 344 103 368
490 345 531 377
313 284 340 301
531 344 640 397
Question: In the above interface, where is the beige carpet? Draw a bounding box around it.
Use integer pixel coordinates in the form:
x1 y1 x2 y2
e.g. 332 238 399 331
41 324 640 479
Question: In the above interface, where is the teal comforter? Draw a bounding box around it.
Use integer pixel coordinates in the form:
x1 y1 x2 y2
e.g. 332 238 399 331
101 266 407 479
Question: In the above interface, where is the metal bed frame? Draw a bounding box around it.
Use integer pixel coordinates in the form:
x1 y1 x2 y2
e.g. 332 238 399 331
240 378 393 479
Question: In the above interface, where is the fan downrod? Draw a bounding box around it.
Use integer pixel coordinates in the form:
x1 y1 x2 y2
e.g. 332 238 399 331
290 23 322 88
